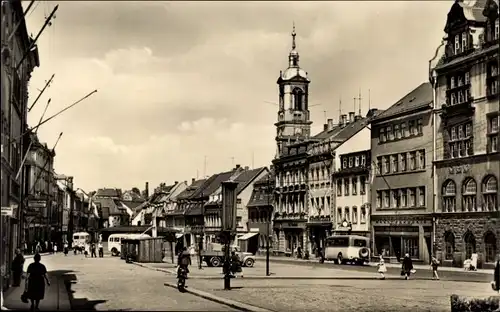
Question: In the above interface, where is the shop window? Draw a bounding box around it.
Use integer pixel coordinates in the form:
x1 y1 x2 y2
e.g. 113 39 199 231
464 231 476 260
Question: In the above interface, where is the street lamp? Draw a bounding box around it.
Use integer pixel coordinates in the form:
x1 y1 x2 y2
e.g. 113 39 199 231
341 220 352 235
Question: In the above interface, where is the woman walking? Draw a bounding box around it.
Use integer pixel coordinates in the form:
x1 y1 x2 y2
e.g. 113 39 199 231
25 253 50 311
401 253 414 280
430 255 440 280
63 242 68 256
11 248 25 287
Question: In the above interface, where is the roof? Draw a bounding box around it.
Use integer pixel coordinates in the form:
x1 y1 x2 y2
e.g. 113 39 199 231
247 187 274 207
371 82 432 122
120 200 143 211
191 170 238 199
95 188 121 198
176 179 207 200
185 202 203 216
93 198 122 216
234 167 267 194
254 170 275 186
312 125 343 140
459 0 488 22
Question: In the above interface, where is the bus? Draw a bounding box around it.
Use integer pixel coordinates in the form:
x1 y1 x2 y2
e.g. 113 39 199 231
324 235 370 265
108 233 150 256
72 232 91 250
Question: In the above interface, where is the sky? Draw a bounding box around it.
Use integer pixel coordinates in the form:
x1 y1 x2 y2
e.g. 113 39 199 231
24 1 452 193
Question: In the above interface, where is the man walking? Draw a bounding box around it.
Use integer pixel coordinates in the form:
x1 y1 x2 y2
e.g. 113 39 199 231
198 240 203 270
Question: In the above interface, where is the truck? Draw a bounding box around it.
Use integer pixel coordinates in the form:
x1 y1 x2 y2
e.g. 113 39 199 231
200 243 255 268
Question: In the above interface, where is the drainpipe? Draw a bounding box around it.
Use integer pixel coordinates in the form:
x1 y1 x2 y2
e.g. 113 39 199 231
429 39 445 259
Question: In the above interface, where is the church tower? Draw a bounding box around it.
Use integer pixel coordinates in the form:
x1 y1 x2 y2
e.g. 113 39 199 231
275 24 312 158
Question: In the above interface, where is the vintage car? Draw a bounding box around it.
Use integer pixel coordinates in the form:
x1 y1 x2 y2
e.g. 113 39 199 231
200 243 255 267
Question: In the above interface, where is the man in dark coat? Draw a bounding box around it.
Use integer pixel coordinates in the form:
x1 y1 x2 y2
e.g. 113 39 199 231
492 254 500 293
11 248 25 287
401 253 413 280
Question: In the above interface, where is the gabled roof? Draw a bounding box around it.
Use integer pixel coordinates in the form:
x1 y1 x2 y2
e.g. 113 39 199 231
176 179 207 200
312 125 343 140
191 170 238 199
234 167 267 194
121 200 144 211
371 82 432 123
95 188 120 198
254 169 275 186
93 197 121 216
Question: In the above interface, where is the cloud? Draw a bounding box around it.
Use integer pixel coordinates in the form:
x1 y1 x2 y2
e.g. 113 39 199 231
24 1 452 191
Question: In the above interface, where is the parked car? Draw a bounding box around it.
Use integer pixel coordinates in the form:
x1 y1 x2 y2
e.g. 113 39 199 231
201 243 255 267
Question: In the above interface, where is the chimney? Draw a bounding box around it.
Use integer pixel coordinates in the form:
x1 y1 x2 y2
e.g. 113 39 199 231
235 164 241 170
192 178 195 184
144 182 149 198
327 118 334 131
174 181 178 185
341 114 347 127
323 124 328 131
348 112 355 123
244 166 249 170
366 108 379 118
354 115 362 121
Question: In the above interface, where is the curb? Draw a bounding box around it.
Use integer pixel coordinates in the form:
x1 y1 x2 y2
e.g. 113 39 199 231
24 252 52 259
164 282 274 312
132 262 176 274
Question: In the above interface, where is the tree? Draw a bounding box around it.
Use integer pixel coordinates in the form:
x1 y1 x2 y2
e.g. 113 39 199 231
131 187 141 195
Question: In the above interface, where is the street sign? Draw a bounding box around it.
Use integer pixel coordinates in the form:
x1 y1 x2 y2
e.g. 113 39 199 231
28 200 47 208
221 181 238 232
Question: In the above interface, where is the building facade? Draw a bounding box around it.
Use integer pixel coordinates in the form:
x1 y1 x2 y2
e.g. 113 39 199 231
370 82 434 263
24 133 56 244
272 26 311 256
431 0 499 268
247 170 275 254
1 0 40 288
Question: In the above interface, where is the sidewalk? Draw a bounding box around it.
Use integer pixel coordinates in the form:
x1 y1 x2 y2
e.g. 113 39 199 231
253 255 492 274
2 255 71 311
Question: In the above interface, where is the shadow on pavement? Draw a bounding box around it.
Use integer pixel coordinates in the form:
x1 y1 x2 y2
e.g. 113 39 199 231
51 270 106 311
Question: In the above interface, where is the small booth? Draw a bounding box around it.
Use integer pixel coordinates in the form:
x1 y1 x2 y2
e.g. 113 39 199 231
135 237 164 263
121 238 140 262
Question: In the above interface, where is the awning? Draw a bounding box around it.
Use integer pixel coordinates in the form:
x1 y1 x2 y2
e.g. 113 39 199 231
238 232 259 240
175 233 184 239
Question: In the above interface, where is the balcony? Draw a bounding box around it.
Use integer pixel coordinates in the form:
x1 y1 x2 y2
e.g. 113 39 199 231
440 98 474 119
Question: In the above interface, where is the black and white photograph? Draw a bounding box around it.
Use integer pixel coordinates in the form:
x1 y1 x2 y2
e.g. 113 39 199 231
1 0 499 311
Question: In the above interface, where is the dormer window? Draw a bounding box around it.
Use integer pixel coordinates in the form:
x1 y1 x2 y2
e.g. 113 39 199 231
454 36 460 54
461 32 468 52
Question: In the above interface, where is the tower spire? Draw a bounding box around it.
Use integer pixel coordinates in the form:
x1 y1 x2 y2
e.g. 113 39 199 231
291 21 296 50
288 22 299 67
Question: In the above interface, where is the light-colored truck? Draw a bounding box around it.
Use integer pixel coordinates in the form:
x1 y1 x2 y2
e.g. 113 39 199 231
201 243 255 268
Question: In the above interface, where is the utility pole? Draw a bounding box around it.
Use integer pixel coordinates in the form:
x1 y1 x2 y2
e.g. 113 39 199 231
28 74 55 112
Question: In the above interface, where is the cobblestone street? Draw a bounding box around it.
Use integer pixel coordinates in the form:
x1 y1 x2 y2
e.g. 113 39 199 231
185 276 494 312
31 254 237 311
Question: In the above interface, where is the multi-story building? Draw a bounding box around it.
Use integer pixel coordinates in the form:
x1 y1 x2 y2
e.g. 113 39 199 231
1 0 40 287
23 133 56 243
272 26 312 256
370 82 434 263
55 175 74 245
247 169 275 254
431 0 499 268
203 166 268 253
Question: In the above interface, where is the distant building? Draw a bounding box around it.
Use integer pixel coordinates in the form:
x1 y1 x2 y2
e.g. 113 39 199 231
431 0 499 268
370 83 434 263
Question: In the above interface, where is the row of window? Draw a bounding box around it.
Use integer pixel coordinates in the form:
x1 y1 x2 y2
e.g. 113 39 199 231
376 150 426 175
451 32 471 56
376 187 426 209
442 176 498 212
336 176 367 196
379 118 423 143
446 122 473 159
341 154 367 170
336 206 367 224
310 196 331 213
487 115 499 153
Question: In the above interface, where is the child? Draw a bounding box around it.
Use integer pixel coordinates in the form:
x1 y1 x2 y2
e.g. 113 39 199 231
377 255 387 279
431 256 440 280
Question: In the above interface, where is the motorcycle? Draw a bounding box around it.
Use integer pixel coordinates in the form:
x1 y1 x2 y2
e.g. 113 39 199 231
177 267 188 292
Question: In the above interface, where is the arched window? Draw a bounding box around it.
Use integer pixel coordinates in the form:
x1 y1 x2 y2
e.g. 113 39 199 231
444 231 455 260
442 180 456 212
462 178 477 212
482 175 498 211
463 231 476 259
484 232 497 263
292 88 303 111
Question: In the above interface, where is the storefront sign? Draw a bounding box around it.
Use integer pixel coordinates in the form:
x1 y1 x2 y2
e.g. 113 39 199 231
28 200 46 209
448 165 471 175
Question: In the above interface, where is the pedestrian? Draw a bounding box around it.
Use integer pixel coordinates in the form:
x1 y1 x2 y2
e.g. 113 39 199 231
24 253 50 311
401 253 414 280
11 248 25 287
98 242 103 258
84 244 89 257
377 255 387 280
53 243 58 253
430 255 440 280
492 254 500 293
91 243 97 258
197 241 203 270
63 242 68 256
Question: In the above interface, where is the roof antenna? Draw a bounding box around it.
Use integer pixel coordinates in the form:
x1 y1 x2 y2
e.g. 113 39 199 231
358 88 362 116
338 96 342 124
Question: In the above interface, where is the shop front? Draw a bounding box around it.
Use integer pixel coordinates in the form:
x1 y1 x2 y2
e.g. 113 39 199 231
371 215 432 264
307 216 332 257
273 215 307 256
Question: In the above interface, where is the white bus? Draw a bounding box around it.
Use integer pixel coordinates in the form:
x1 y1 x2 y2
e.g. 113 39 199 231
72 232 90 249
324 235 370 265
108 233 151 256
